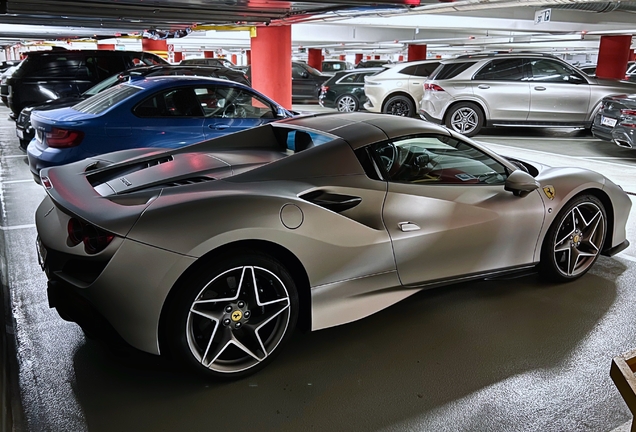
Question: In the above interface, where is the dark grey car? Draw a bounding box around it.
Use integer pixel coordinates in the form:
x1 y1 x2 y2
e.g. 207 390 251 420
591 94 636 149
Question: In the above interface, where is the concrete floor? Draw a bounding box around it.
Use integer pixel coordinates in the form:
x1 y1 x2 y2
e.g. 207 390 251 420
1 104 636 431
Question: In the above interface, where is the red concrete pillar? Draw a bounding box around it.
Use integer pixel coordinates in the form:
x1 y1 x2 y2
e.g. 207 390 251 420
596 35 631 79
142 38 168 60
98 44 115 50
355 53 363 64
173 52 183 63
204 51 215 58
307 48 322 71
246 50 251 65
251 25 292 109
231 54 237 65
630 49 636 62
339 54 346 61
407 44 427 61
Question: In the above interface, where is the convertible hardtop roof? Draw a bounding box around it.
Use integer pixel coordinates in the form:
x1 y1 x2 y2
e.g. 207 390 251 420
275 112 450 150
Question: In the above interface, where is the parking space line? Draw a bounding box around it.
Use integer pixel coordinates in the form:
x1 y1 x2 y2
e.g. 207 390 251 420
617 253 636 263
0 180 33 184
0 155 26 159
480 142 636 169
0 224 36 231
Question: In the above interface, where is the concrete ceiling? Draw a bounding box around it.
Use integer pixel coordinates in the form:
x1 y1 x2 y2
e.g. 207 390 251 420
2 0 636 57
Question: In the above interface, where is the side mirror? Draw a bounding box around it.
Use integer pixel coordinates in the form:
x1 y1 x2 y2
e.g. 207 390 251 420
276 107 289 118
301 71 309 79
504 170 540 197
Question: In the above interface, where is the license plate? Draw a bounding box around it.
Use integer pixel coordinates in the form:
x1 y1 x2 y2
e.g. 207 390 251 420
36 236 47 270
16 129 23 139
601 116 617 127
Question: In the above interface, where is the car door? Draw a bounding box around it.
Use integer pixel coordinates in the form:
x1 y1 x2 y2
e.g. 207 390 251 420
471 58 531 122
369 133 545 286
526 58 591 122
200 86 279 139
131 87 206 148
407 63 439 103
292 63 315 100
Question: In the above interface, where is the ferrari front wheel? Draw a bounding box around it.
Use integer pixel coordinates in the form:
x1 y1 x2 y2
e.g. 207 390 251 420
167 252 299 379
540 195 606 282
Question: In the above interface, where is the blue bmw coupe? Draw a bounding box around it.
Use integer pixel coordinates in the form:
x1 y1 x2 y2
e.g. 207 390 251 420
27 76 294 182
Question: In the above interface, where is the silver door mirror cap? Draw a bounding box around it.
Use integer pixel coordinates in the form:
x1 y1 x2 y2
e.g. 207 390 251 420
504 170 540 197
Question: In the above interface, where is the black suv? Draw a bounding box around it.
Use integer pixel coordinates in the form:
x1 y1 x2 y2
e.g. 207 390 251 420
15 64 250 150
5 49 166 118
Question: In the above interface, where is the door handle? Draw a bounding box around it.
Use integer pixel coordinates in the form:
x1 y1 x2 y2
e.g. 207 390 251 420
398 222 420 232
534 86 546 91
477 84 490 89
412 82 420 85
211 124 230 130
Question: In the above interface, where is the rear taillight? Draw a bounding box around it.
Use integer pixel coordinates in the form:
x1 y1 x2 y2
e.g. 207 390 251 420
45 127 84 148
424 83 445 92
67 218 115 254
621 109 636 116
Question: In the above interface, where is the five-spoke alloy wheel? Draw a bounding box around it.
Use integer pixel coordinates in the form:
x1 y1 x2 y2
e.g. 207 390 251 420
445 102 483 137
540 195 606 281
167 252 299 379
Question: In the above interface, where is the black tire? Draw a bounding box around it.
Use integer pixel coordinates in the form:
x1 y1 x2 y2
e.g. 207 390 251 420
539 195 607 282
335 94 360 112
19 138 30 152
383 95 415 117
166 251 299 380
444 102 484 137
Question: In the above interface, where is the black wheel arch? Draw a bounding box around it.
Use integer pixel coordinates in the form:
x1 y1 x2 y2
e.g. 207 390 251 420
381 91 416 113
158 239 312 356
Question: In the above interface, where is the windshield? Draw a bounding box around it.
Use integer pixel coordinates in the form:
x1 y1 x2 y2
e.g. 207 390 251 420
303 64 323 76
74 84 141 115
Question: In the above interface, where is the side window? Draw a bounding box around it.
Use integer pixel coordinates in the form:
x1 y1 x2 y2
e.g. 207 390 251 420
529 59 584 83
39 56 81 78
474 59 527 81
369 134 508 185
412 63 439 77
292 65 306 79
95 56 126 81
195 86 275 119
338 73 357 84
134 88 203 117
398 65 418 76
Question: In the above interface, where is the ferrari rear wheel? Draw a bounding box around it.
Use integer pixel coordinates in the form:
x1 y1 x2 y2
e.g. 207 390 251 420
167 252 299 379
540 195 606 282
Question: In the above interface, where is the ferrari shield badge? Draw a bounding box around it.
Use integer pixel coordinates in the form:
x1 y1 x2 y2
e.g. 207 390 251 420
542 185 555 200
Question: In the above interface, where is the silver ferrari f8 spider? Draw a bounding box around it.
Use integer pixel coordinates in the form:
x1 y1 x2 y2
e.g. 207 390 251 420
35 113 631 379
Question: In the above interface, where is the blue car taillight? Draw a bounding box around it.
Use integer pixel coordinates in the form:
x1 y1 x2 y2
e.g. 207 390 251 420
46 127 84 148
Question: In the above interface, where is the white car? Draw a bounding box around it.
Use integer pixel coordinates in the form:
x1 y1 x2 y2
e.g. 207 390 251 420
363 60 440 117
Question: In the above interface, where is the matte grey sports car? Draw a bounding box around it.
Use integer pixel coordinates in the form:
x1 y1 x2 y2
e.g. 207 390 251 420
35 113 631 379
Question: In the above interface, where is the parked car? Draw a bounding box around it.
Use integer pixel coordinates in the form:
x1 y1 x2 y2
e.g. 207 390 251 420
591 93 636 149
363 60 440 117
180 58 238 69
321 60 354 76
420 52 636 137
246 61 328 101
579 64 597 76
27 76 293 182
319 68 382 112
16 64 251 151
0 62 20 107
5 49 167 119
356 59 392 69
35 112 631 379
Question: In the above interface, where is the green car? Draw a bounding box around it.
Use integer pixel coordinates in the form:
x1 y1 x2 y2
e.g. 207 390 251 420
319 68 382 112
